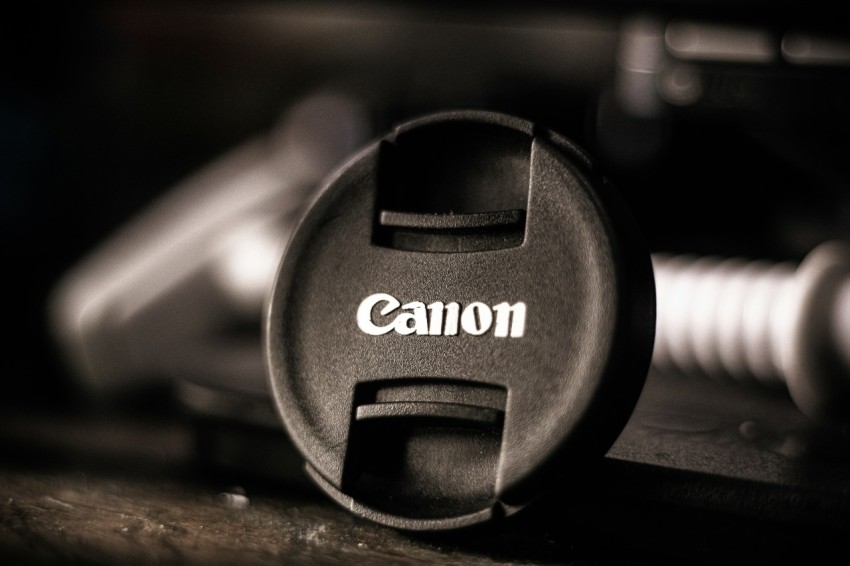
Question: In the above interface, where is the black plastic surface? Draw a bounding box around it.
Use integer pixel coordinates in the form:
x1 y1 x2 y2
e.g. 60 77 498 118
265 111 656 530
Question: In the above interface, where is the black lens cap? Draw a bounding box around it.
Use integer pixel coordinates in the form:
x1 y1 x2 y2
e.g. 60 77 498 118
265 111 655 531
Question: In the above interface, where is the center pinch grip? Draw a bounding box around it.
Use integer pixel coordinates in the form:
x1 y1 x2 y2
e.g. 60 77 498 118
265 110 656 531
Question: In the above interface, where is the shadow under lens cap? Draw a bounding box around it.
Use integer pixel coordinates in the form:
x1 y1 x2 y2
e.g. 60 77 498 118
266 111 655 530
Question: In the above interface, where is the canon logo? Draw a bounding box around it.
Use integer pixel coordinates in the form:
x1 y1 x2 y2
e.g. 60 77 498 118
356 293 526 338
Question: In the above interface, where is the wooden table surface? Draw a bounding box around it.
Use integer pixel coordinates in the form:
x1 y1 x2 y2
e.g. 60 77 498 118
3 370 850 565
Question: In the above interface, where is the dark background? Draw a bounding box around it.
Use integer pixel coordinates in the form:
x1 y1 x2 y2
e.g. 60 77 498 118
5 2 850 410
3 2 850 564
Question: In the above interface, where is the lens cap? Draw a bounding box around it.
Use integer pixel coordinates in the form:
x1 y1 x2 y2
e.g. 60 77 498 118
265 111 655 530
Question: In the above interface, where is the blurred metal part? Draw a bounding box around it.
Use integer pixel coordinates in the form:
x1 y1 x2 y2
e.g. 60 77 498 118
48 92 370 397
665 21 775 63
782 32 850 66
594 16 671 170
616 16 666 119
653 242 850 422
